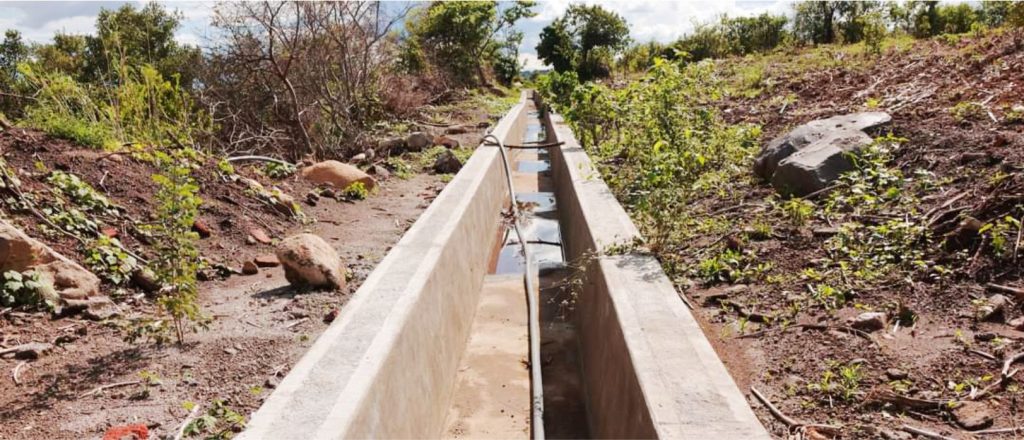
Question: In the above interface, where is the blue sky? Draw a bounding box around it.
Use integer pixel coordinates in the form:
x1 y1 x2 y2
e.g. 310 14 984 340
0 1 796 69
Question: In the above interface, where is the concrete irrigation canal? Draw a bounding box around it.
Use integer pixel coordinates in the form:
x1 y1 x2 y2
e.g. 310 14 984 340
238 92 770 440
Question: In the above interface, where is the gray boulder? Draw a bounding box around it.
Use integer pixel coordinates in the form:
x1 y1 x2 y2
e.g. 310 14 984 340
754 112 891 196
433 150 463 174
405 132 433 152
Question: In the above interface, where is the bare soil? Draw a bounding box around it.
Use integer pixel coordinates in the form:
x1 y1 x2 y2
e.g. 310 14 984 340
686 31 1024 439
0 101 499 439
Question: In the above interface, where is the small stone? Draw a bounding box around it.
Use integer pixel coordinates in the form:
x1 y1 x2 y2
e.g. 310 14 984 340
246 235 256 245
885 368 908 380
324 308 340 324
953 401 994 430
250 228 273 245
264 376 280 389
850 312 887 332
223 347 238 356
367 165 391 180
444 125 469 135
350 153 367 163
434 135 460 149
978 294 1011 322
192 219 212 238
242 261 259 275
1009 316 1024 331
254 255 280 268
100 226 119 238
320 188 336 198
131 269 161 293
6 342 54 360
304 192 319 206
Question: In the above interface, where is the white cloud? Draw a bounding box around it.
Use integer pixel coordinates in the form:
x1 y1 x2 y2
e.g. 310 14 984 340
518 52 549 71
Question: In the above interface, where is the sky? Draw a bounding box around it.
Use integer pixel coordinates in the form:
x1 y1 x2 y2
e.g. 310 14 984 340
0 1 796 70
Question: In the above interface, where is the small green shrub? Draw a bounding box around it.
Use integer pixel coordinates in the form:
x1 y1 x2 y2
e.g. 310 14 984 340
980 215 1020 259
341 181 369 200
262 162 296 179
384 157 414 180
1 270 54 309
781 198 814 226
47 170 118 215
808 361 863 402
182 399 246 439
950 101 985 122
42 206 98 236
84 236 139 285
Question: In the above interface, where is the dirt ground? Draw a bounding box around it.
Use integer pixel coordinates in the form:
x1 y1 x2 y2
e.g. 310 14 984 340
0 97 500 439
683 31 1024 439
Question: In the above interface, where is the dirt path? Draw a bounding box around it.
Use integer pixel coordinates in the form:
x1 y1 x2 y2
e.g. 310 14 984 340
0 174 443 440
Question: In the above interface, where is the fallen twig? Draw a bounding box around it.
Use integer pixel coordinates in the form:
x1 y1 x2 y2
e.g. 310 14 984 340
80 380 141 398
987 283 1024 301
173 404 202 440
284 317 309 329
226 155 295 167
750 386 841 433
968 349 999 362
12 361 27 385
1002 352 1024 379
972 369 1019 401
901 424 955 440
975 426 1024 435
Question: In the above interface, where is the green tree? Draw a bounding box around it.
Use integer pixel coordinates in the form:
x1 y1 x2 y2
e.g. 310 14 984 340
84 3 200 85
936 3 978 34
34 34 89 78
0 30 28 114
908 1 941 38
794 1 840 44
536 4 630 80
409 1 535 85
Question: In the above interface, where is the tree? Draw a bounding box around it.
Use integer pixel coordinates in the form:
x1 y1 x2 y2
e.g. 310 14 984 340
794 1 839 44
536 4 629 80
0 30 28 115
84 3 200 85
33 34 89 78
409 1 535 85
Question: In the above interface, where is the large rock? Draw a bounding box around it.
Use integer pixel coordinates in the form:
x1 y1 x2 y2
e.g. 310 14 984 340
300 160 376 191
0 219 100 301
433 149 463 174
275 234 346 290
754 112 891 196
405 132 433 152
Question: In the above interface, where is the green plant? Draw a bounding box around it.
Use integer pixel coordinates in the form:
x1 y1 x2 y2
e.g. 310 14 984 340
341 181 369 200
262 161 296 179
979 215 1020 259
781 198 814 226
182 399 246 439
950 101 985 122
384 157 413 180
808 361 863 402
1 270 54 309
84 236 139 285
42 206 98 236
145 148 206 344
808 283 847 310
216 158 235 176
47 170 118 215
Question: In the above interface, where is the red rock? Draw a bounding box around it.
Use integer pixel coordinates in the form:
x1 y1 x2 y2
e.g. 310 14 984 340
254 254 280 268
249 228 272 244
192 219 212 238
100 227 119 238
324 308 340 324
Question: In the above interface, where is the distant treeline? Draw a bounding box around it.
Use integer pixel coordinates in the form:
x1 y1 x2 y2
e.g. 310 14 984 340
616 1 1023 73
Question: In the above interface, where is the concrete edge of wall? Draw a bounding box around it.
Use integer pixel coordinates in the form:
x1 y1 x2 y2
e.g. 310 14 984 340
544 103 771 439
238 92 530 440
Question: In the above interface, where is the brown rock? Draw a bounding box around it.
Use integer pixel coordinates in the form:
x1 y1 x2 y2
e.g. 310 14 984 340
978 294 1011 322
192 219 212 238
367 165 391 180
131 268 161 293
405 132 432 152
444 125 469 135
250 228 273 245
0 219 100 301
954 402 994 430
434 135 460 149
276 234 346 289
299 160 376 191
850 312 887 332
324 308 340 323
100 227 119 238
1009 316 1024 331
5 342 54 360
242 261 259 275
254 255 280 268
377 137 406 155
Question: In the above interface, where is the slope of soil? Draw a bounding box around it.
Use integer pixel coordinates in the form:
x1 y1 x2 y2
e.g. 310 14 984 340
686 31 1024 439
0 93 505 439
